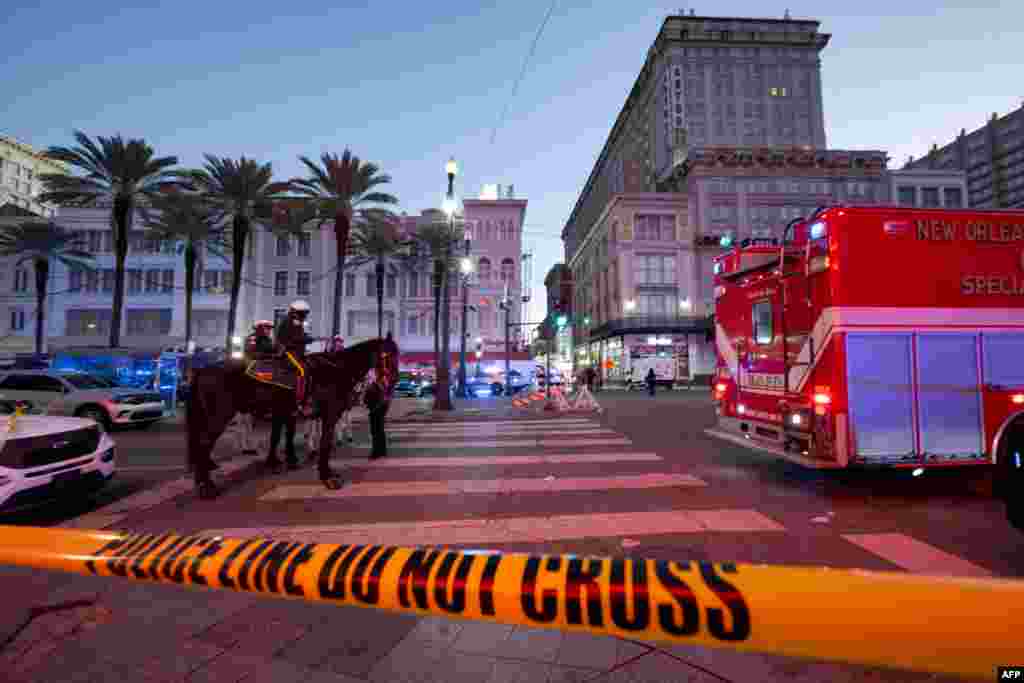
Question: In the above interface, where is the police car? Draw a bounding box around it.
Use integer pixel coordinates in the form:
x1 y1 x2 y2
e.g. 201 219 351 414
0 414 117 512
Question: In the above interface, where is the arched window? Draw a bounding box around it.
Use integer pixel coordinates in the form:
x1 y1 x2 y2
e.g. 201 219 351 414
478 257 492 282
500 258 515 283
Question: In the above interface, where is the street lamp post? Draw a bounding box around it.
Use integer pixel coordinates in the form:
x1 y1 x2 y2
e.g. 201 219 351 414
436 157 459 411
458 237 472 398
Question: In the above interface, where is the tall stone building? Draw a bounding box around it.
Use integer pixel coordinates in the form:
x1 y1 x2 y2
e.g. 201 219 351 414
904 103 1024 209
0 134 67 216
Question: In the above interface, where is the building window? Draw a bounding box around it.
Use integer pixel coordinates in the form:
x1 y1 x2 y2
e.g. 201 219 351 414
478 258 492 282
408 271 419 298
500 258 515 284
365 272 374 297
296 271 311 296
13 268 29 293
85 270 99 293
635 214 675 241
406 314 419 335
194 310 228 337
10 309 25 331
162 269 174 292
345 273 356 297
769 87 787 97
221 270 232 293
637 293 672 316
102 269 115 293
126 309 172 335
128 269 142 294
276 235 291 257
897 186 916 206
752 300 773 345
635 255 677 285
273 308 287 327
921 187 941 208
386 274 397 298
274 271 288 296
297 232 311 258
944 187 963 208
66 309 111 336
146 269 161 293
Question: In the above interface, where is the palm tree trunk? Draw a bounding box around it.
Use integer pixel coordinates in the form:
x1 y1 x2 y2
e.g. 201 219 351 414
331 211 351 337
110 197 133 348
32 258 49 355
225 215 248 352
184 245 195 351
376 258 385 338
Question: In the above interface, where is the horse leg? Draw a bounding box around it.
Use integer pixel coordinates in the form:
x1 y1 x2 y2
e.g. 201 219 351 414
239 413 258 456
285 414 299 469
316 407 344 490
266 415 284 473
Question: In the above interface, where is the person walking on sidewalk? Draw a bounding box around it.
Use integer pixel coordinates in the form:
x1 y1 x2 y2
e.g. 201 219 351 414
645 368 657 396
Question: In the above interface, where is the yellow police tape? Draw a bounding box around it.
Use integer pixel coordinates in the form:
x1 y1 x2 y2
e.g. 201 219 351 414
0 524 1019 680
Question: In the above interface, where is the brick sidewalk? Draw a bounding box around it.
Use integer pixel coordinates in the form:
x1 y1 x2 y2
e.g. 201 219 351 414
0 566 960 683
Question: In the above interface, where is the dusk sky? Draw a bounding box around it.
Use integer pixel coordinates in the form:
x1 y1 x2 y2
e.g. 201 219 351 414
4 0 1022 323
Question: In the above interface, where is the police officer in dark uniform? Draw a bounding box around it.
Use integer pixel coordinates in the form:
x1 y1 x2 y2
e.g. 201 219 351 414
275 301 314 402
246 320 275 356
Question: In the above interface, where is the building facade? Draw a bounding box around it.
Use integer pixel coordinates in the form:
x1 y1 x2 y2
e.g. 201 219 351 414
562 12 831 263
0 135 67 217
904 103 1024 209
888 168 967 209
26 191 527 365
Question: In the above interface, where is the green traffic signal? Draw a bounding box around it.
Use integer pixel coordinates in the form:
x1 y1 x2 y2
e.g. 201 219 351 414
556 314 568 328
719 234 733 248
583 316 591 325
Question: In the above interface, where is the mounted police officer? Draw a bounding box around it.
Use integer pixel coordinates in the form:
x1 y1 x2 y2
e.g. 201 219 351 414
246 320 275 356
275 300 315 408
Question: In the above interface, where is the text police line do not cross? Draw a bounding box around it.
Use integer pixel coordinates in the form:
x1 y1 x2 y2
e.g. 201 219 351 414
2 525 1023 680
80 531 748 642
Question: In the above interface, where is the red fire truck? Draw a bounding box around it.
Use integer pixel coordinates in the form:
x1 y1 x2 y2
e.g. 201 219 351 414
706 206 1024 528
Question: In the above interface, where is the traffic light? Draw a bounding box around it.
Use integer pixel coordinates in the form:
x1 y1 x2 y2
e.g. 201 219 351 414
556 314 568 329
719 234 734 248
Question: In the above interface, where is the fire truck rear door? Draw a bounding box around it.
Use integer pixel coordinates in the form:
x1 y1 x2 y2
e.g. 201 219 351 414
845 333 917 464
914 332 984 462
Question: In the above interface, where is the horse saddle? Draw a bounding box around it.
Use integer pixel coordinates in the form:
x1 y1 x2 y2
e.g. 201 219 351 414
245 356 302 391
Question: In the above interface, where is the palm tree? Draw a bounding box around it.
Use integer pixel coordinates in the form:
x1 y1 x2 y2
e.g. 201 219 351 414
141 192 227 352
185 156 293 351
413 216 463 410
0 221 96 353
290 151 398 337
38 131 181 347
351 211 410 338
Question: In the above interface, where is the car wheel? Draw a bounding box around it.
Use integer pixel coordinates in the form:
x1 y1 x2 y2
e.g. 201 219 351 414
77 406 111 432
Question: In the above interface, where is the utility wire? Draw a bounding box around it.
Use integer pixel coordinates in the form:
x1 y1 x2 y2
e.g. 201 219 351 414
490 0 559 145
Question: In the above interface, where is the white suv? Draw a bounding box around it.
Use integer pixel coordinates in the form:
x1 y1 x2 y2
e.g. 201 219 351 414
0 370 166 432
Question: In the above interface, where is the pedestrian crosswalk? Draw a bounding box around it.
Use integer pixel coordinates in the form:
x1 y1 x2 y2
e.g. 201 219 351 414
202 415 999 579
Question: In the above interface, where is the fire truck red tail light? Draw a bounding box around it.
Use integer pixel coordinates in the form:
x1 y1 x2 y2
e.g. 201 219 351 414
813 393 832 405
1012 394 1024 405
715 383 728 392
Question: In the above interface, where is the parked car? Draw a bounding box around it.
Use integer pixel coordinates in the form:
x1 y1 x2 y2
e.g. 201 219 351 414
0 414 117 512
464 375 497 398
417 377 456 399
395 372 425 397
0 370 166 432
492 369 531 396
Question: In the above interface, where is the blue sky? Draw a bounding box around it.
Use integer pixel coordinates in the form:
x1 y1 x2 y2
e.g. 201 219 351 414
4 1 1022 323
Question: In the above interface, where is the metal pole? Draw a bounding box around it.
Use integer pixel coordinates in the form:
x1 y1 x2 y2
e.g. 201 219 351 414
504 303 511 396
546 338 551 400
458 237 469 398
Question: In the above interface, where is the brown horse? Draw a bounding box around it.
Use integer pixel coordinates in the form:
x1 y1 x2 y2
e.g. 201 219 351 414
186 335 399 498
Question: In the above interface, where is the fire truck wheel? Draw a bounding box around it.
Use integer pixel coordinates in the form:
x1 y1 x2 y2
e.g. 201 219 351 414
998 420 1024 532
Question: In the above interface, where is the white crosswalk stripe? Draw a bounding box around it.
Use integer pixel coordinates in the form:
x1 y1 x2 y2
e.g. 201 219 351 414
201 416 996 578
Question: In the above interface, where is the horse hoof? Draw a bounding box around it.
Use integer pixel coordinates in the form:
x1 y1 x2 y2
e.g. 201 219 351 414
197 482 220 500
321 476 344 491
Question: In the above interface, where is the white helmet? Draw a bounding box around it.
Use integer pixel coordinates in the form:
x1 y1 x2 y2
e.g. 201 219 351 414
289 300 310 313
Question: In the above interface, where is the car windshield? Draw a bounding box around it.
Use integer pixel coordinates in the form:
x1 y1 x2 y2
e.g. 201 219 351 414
399 373 418 382
60 372 115 390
